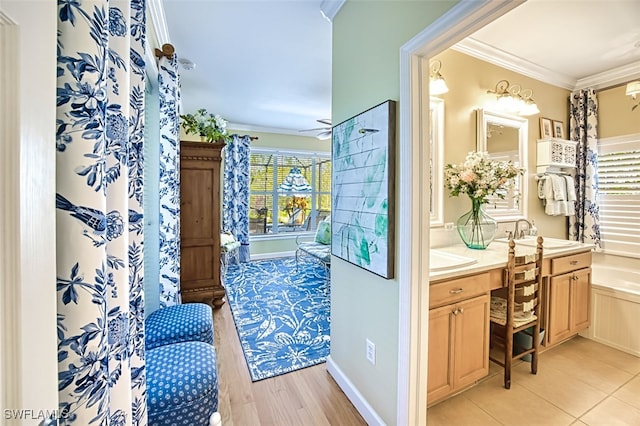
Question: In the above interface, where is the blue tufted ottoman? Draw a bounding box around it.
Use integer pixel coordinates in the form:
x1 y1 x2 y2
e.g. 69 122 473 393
147 341 219 426
145 303 214 350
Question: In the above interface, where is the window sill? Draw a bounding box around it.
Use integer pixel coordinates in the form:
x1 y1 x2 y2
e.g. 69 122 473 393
250 232 314 242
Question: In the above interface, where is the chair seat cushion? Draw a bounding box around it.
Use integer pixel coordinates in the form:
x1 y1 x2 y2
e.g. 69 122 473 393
298 241 331 263
221 241 241 252
147 341 218 426
145 303 213 350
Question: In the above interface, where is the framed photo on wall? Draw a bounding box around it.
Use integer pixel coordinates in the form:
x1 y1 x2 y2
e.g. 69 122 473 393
540 117 553 138
553 120 565 139
331 100 396 279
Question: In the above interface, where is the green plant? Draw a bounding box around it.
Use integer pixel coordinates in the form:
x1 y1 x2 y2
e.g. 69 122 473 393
180 108 230 143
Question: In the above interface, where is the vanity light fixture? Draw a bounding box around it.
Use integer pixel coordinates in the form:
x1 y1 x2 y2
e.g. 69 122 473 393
487 79 539 116
626 81 640 99
429 60 449 95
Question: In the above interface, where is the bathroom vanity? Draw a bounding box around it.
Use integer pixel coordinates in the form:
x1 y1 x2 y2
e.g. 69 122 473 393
427 240 593 406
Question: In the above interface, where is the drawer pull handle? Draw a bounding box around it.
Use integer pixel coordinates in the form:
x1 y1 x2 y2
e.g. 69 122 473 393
449 288 464 294
570 260 579 265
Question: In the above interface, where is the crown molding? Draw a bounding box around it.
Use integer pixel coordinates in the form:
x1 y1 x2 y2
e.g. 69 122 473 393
320 0 345 22
145 0 172 87
575 61 640 91
146 0 171 47
228 122 318 138
453 37 576 90
454 37 640 92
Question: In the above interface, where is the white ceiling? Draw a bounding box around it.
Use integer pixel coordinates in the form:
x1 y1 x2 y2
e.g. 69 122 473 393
158 0 640 136
161 0 332 135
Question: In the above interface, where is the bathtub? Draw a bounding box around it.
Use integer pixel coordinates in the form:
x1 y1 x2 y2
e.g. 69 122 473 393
583 263 640 356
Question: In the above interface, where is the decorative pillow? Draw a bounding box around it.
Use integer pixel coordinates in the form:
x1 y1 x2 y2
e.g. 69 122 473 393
220 232 236 245
314 220 331 245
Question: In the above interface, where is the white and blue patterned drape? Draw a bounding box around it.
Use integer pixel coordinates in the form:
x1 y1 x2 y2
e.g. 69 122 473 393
569 88 601 247
56 1 147 424
223 135 251 262
157 53 181 307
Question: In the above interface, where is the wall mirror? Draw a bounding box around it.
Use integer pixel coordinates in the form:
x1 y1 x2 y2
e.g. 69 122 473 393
430 97 444 226
476 108 528 220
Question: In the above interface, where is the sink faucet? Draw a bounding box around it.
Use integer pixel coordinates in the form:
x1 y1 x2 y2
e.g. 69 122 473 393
513 219 532 239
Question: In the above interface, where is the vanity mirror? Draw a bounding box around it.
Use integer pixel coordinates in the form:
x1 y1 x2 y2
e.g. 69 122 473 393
476 109 528 219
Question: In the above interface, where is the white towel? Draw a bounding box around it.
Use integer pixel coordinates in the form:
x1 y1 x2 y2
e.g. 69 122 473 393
537 176 547 199
542 175 561 215
565 175 576 201
564 175 576 216
550 174 566 201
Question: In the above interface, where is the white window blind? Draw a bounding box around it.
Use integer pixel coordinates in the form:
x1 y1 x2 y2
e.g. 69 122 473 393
597 134 640 255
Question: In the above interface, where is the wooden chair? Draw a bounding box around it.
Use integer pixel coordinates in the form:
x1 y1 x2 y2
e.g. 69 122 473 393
489 236 544 389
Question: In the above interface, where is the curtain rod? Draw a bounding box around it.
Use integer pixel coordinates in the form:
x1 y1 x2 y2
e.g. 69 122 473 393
154 43 175 60
232 134 258 141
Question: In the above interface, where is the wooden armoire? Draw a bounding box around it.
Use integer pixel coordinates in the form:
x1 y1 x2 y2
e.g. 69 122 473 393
179 141 225 308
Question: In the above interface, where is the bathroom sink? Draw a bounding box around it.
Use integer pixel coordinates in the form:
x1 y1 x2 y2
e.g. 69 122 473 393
494 236 578 249
430 250 477 271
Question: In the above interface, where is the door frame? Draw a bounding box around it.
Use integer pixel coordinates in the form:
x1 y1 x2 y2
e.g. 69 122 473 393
397 1 525 424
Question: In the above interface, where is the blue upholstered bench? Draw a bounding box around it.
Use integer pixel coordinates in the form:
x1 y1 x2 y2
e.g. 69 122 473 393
145 303 214 350
295 217 331 272
147 341 219 426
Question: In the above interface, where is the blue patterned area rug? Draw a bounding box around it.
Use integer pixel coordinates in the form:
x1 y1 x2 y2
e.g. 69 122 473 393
224 257 330 381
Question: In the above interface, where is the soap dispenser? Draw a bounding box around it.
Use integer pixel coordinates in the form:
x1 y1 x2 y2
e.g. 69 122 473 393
529 220 538 237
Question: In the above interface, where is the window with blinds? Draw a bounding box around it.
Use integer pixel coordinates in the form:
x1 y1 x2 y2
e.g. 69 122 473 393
597 134 640 255
249 149 331 236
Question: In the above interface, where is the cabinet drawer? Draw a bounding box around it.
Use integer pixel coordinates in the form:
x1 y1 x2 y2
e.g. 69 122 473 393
551 252 591 275
430 273 490 308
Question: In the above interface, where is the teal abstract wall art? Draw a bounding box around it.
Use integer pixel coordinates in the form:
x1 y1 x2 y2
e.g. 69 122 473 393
331 100 396 278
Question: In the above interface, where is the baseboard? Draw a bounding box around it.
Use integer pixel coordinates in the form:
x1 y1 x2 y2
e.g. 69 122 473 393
326 356 386 426
250 251 295 260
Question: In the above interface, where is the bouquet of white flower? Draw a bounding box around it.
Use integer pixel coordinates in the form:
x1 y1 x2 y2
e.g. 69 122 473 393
444 151 524 204
180 108 230 143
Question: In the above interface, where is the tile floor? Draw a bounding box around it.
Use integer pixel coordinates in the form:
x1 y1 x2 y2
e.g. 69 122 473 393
427 336 640 425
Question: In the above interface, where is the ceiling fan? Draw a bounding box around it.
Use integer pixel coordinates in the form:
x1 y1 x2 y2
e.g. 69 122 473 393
299 119 332 140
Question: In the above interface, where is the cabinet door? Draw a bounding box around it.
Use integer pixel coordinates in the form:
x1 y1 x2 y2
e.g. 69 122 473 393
427 304 454 404
571 268 591 332
453 294 490 389
548 273 573 345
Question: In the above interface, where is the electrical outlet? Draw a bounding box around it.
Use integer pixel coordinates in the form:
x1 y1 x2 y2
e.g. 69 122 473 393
366 339 376 365
444 222 454 231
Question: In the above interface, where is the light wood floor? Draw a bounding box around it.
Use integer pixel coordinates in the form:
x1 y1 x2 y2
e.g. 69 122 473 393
213 301 366 426
215 299 640 426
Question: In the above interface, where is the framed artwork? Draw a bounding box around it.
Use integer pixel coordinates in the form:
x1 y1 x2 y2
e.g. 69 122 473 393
540 117 553 138
331 100 396 279
553 120 565 139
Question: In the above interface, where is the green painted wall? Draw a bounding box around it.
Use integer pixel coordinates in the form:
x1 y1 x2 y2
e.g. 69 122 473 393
332 1 458 423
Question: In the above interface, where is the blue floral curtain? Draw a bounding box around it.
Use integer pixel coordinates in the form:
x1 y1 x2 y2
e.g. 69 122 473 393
568 88 601 247
157 52 181 307
56 1 147 424
223 135 251 262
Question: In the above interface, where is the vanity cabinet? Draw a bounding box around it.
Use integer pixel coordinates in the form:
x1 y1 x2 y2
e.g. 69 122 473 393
546 252 592 346
427 273 490 405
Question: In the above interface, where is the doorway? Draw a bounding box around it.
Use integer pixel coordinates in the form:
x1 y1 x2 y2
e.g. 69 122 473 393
397 1 526 424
